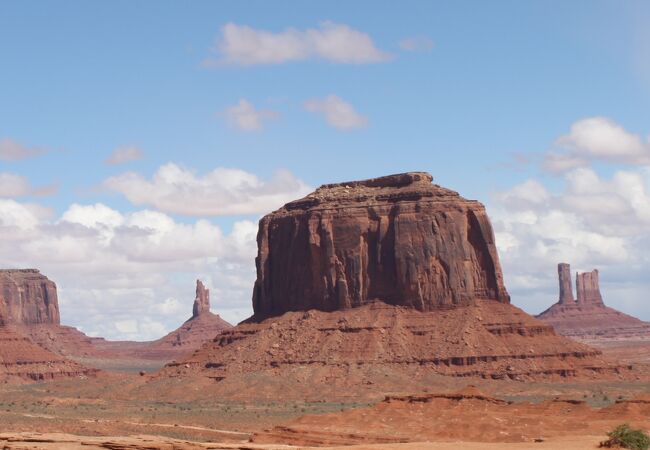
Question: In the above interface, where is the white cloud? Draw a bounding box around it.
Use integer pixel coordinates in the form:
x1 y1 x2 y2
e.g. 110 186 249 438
0 200 260 340
305 95 368 130
105 145 144 165
104 164 311 216
399 36 434 52
492 166 650 319
544 117 650 171
222 99 279 131
0 138 46 161
0 173 32 197
0 172 57 199
206 22 390 66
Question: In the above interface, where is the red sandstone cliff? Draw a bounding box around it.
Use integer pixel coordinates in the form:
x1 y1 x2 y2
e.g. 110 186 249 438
0 269 60 326
252 172 509 320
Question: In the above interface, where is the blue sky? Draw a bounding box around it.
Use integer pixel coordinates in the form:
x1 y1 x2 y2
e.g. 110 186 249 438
1 1 649 339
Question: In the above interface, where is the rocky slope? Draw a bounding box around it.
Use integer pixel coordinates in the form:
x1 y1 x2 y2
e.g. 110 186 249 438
0 326 97 382
155 173 633 397
537 264 650 341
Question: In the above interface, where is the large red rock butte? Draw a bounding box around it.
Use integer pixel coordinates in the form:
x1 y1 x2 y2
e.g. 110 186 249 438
252 172 509 321
155 173 634 395
537 263 650 341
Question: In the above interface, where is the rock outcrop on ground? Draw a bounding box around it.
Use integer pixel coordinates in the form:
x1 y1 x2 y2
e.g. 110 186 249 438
537 263 650 341
0 269 60 326
253 386 650 446
156 173 633 396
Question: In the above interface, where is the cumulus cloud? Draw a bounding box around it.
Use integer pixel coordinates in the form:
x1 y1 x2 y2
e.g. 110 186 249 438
221 99 279 131
105 145 144 165
544 117 650 172
491 166 650 319
205 22 390 66
104 164 311 216
0 138 46 161
399 36 435 52
0 200 259 340
304 95 368 130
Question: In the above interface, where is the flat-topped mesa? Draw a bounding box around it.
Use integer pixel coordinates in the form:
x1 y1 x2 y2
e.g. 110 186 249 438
0 269 60 326
558 263 575 305
192 280 210 318
252 172 510 320
576 270 604 306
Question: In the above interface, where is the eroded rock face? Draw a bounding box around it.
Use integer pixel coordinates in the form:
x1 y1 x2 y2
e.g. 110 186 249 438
576 270 603 305
192 280 210 318
0 269 60 326
252 172 510 320
558 263 575 305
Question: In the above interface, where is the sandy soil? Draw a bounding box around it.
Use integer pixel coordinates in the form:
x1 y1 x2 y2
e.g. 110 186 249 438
0 432 612 449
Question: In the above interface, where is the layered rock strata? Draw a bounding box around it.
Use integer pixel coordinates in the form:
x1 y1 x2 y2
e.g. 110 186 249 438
537 264 650 341
0 269 60 325
252 172 509 320
0 326 98 382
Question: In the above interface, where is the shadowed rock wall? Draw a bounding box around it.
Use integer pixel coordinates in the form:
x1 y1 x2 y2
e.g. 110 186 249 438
251 172 510 320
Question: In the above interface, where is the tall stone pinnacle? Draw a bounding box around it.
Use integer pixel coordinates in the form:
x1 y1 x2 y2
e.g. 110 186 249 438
192 280 210 318
557 263 575 305
576 269 604 306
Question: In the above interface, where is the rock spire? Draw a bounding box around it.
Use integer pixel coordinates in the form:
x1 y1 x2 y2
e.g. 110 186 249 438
192 280 210 318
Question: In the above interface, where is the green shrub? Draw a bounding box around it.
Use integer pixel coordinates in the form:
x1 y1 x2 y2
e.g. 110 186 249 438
600 424 650 450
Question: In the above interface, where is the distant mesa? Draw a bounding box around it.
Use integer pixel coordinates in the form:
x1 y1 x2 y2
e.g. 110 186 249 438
537 263 650 341
154 172 631 396
0 269 98 383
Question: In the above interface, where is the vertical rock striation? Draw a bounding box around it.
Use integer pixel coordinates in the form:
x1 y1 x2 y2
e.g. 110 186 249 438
0 269 60 326
252 172 509 320
193 280 210 318
576 270 603 306
558 263 575 305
